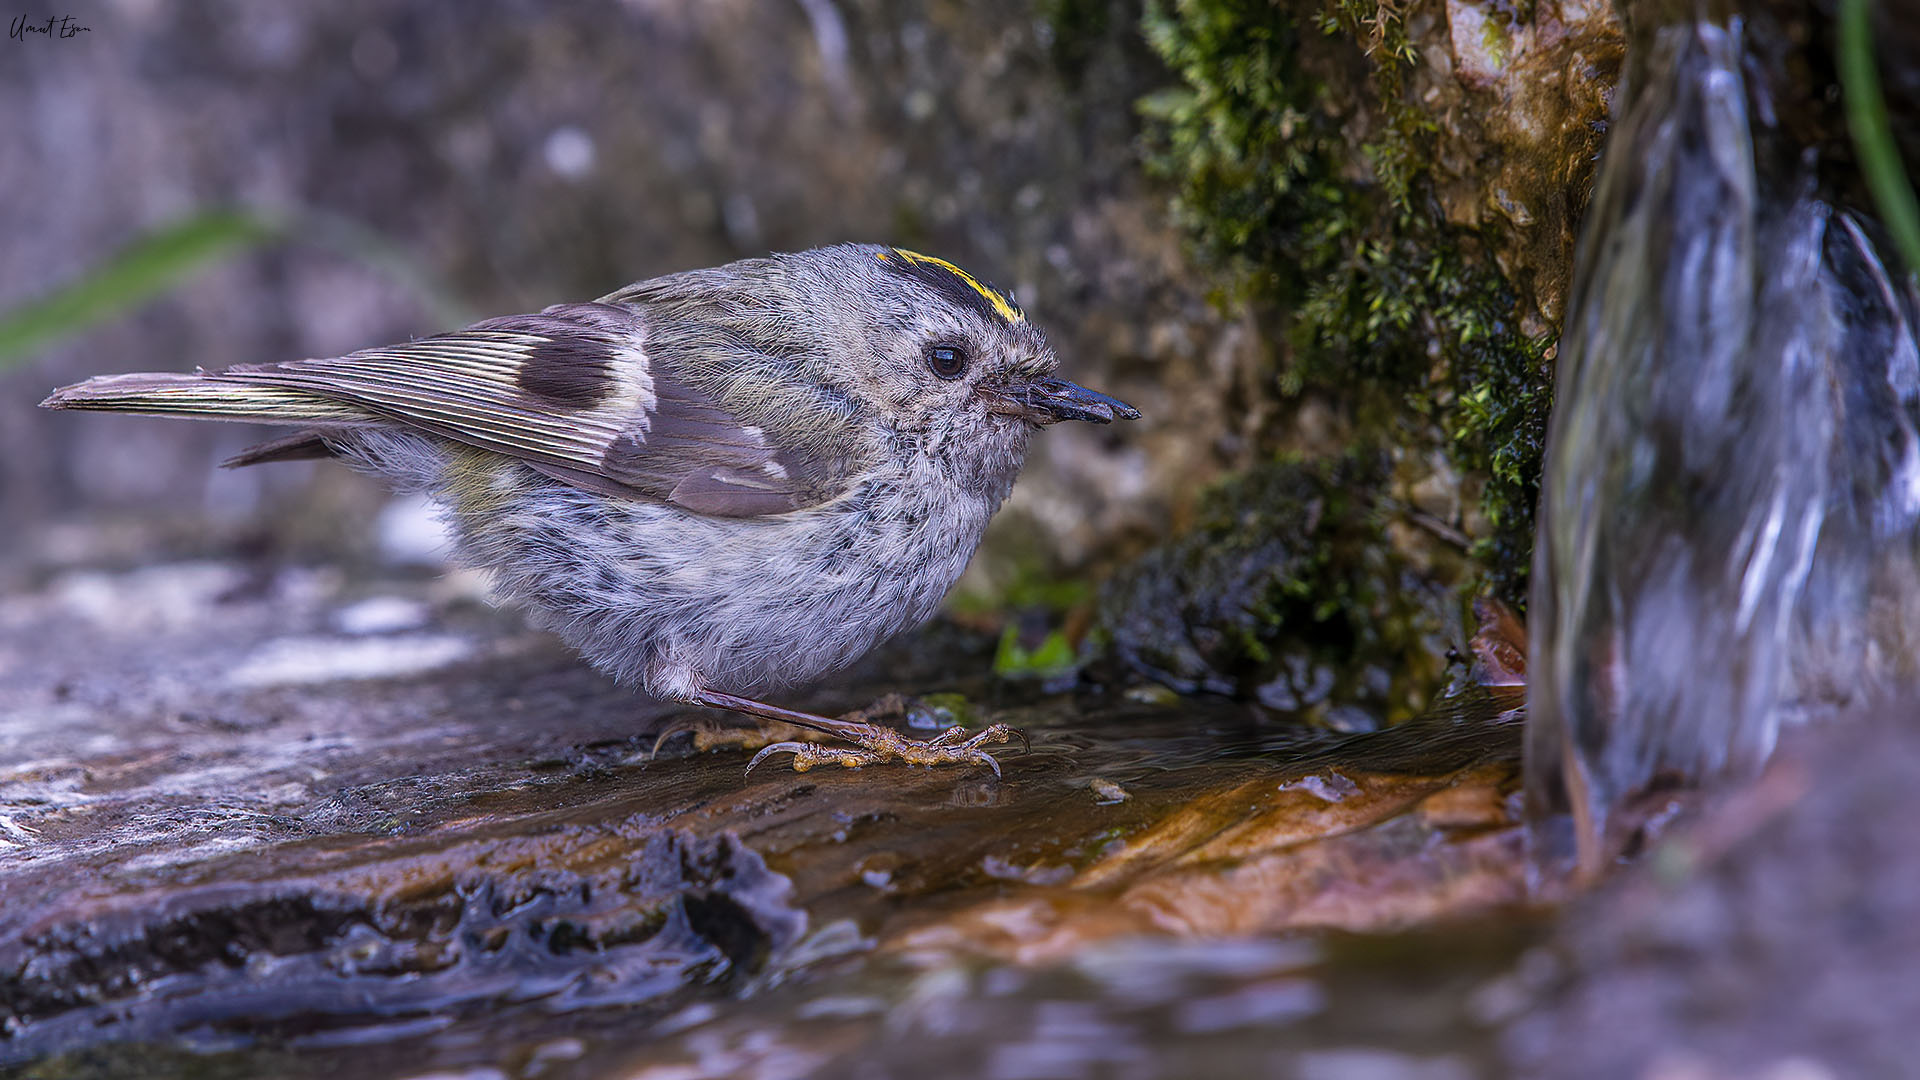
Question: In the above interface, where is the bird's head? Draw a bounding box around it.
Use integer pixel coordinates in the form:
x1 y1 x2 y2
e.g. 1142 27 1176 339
804 245 1140 487
621 244 1140 502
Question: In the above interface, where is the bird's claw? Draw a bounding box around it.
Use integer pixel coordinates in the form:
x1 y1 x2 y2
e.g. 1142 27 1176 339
649 717 705 759
927 722 1029 754
743 721 1026 777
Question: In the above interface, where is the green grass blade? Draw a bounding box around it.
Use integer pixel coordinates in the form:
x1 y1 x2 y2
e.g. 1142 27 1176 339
0 210 282 368
1840 0 1920 276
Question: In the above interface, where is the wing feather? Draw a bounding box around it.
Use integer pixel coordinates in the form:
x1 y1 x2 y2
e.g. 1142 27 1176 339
206 302 847 517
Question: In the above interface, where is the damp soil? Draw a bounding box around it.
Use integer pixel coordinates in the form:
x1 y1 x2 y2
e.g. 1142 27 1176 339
0 560 1536 1078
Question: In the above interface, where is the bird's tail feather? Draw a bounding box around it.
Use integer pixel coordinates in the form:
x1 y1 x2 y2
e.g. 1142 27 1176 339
39 371 372 425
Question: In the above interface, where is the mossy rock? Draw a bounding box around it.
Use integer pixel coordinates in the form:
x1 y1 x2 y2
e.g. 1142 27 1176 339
1097 453 1452 728
1135 0 1619 596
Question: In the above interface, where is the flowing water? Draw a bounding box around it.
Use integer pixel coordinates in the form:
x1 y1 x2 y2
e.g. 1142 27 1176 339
1529 14 1920 865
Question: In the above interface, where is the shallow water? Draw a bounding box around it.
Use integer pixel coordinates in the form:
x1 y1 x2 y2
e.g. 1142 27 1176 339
0 561 1534 1077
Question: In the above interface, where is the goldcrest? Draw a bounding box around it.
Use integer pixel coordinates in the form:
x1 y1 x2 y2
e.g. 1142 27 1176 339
42 244 1139 774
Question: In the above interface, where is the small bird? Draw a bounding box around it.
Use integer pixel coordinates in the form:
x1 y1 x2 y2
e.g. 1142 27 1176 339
42 244 1139 774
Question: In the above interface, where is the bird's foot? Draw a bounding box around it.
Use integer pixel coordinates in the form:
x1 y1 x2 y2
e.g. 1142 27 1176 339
677 688 1027 777
746 721 1027 777
647 716 811 759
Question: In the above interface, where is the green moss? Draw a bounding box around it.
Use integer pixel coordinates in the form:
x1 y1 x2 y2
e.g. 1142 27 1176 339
1315 0 1428 210
1096 453 1450 726
1139 0 1552 597
1138 0 1328 288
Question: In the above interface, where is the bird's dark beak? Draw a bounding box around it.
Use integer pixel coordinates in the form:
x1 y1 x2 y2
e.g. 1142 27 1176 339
981 377 1142 426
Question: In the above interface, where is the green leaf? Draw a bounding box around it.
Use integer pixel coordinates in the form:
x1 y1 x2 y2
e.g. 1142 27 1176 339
0 210 280 367
993 626 1080 679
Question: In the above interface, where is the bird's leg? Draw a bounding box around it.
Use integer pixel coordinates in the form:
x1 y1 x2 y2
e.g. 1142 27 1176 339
648 694 920 759
645 710 813 759
679 689 1026 776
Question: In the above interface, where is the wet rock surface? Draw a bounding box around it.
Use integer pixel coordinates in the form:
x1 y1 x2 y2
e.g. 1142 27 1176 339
1505 699 1920 1080
1097 453 1458 727
8 559 1916 1078
0 560 1532 1076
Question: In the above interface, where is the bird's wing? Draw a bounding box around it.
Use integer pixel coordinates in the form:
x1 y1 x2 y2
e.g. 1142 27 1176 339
212 302 847 517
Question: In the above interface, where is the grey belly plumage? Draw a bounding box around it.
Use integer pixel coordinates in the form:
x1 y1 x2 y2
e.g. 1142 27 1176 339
334 428 995 699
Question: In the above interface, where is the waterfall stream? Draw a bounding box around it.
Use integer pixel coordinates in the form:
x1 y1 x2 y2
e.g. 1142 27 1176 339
1528 15 1920 868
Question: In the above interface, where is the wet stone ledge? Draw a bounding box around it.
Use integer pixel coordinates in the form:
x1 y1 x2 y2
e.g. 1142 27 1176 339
0 560 1529 1076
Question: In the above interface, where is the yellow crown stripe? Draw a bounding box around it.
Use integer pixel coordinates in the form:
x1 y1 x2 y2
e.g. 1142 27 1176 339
875 249 1025 324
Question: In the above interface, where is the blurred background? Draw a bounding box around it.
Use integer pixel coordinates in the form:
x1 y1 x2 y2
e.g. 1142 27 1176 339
0 0 1224 604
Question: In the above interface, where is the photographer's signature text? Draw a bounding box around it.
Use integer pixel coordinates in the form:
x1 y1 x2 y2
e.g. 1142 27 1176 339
10 14 90 42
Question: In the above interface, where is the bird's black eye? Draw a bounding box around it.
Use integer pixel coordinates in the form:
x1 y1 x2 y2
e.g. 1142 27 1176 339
925 344 969 380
